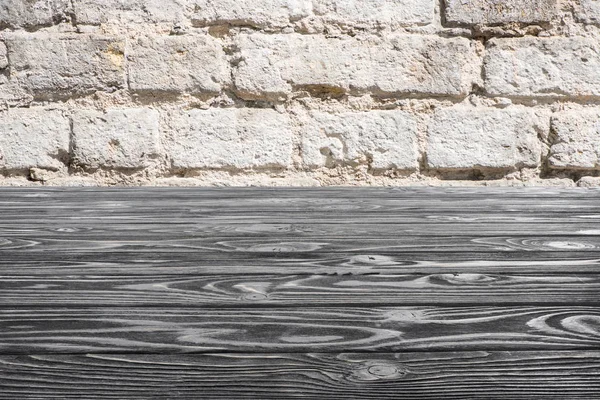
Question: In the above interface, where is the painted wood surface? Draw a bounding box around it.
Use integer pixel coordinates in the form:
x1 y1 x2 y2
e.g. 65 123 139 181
1 188 599 398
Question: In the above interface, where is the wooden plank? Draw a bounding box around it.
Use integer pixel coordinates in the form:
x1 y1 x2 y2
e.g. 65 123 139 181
3 236 600 254
1 186 598 199
1 306 599 353
2 274 600 306
4 199 600 212
3 252 600 275
3 222 600 237
1 351 599 399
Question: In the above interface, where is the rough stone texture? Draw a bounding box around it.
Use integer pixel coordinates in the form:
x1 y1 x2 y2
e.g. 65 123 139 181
0 108 70 170
72 109 160 169
300 111 419 170
576 0 600 24
191 0 312 28
0 0 599 187
72 0 186 25
168 109 293 169
444 0 557 25
549 110 600 170
234 34 481 100
427 107 548 170
6 34 125 98
578 176 600 187
0 0 71 29
0 76 32 107
0 42 8 69
313 0 434 28
128 35 230 95
484 37 600 98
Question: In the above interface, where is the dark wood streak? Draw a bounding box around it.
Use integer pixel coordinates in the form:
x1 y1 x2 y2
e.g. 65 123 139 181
2 274 600 306
0 351 599 399
1 307 599 353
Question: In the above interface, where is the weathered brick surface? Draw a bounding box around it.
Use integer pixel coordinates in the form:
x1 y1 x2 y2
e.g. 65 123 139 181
6 34 125 98
427 107 548 170
0 0 70 29
234 34 480 100
444 0 557 25
549 110 600 170
301 111 419 170
72 109 160 169
0 76 32 107
191 0 312 28
169 109 293 169
313 0 434 28
484 37 600 98
0 42 8 69
0 108 70 170
128 35 230 95
1 0 598 186
576 0 600 24
72 0 185 25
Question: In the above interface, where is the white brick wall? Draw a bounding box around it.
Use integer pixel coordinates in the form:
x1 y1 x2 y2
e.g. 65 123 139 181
5 33 125 98
300 111 419 170
0 0 598 186
234 34 480 100
426 107 548 170
168 109 294 169
0 108 70 170
550 110 600 170
72 108 160 169
127 35 230 95
444 0 557 25
484 37 600 98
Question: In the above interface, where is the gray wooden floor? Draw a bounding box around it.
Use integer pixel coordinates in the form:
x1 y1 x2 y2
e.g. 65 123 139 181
0 187 599 399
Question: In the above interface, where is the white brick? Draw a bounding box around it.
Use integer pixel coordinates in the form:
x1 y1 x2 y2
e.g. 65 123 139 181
427 107 548 170
128 35 230 95
0 76 32 107
301 111 419 170
72 109 160 169
0 108 70 170
234 34 480 100
0 0 70 29
73 0 185 25
0 42 7 69
6 34 125 98
444 0 556 25
484 37 600 98
169 108 293 169
191 0 312 28
313 0 433 28
549 110 600 170
576 0 600 24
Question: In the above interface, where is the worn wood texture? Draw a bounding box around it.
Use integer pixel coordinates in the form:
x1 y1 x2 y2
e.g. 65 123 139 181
1 187 599 398
1 306 599 353
2 274 600 306
1 352 599 399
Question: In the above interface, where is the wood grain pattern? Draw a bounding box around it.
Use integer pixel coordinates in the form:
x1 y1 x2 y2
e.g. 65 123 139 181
1 351 599 399
2 273 599 306
3 252 600 275
4 222 600 236
3 236 600 255
2 187 599 398
1 306 599 353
